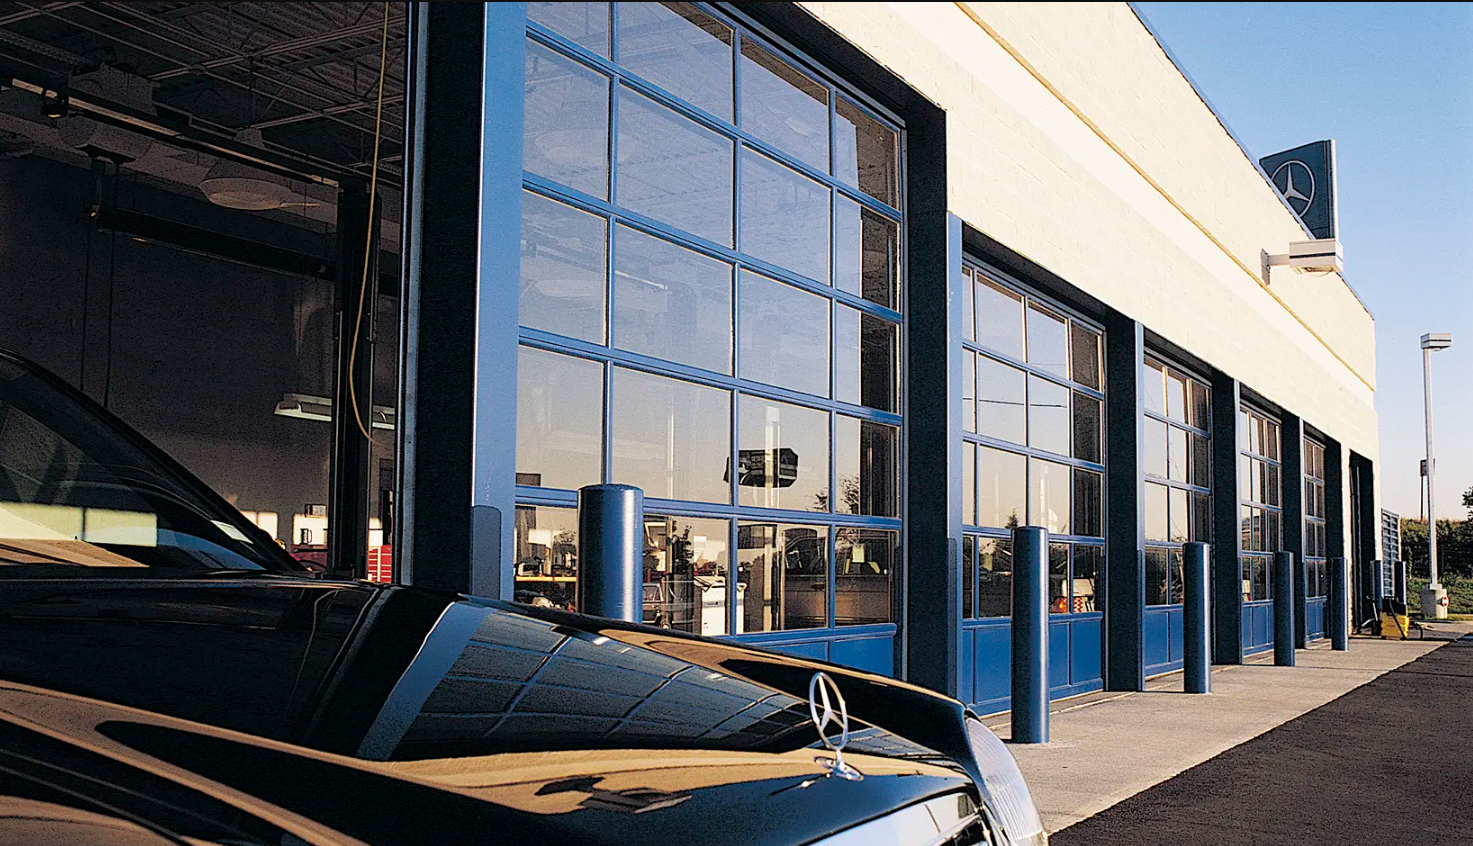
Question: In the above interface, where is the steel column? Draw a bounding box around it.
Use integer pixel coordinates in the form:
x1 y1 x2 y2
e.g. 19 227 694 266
1183 541 1211 693
1280 414 1307 648
1210 372 1244 664
327 181 377 579
1103 312 1145 691
1011 526 1049 744
1272 551 1296 667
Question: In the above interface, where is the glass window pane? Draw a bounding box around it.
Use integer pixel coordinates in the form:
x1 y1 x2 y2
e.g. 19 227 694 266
1072 392 1102 464
834 196 898 308
740 148 830 283
642 515 731 634
1073 546 1101 613
738 270 829 397
1240 505 1253 551
1028 376 1070 456
613 224 731 372
1250 458 1263 503
1238 409 1251 452
836 528 895 625
1049 543 1069 614
1143 360 1166 417
617 86 733 245
1030 458 1070 535
834 306 897 411
978 356 1027 444
1168 549 1185 604
1168 426 1189 482
1265 421 1280 460
738 38 829 171
525 40 610 198
616 2 732 120
1145 482 1168 542
962 535 976 618
978 446 1026 530
738 522 827 632
1193 492 1212 544
835 416 898 517
1238 454 1251 502
1169 487 1189 543
1251 506 1264 551
977 538 1013 618
1190 380 1210 429
737 394 828 511
515 505 581 611
962 352 976 433
1166 371 1188 423
975 277 1024 360
1073 469 1102 538
1265 464 1281 507
1144 417 1168 479
1240 557 1253 602
1145 548 1168 606
1191 433 1211 488
1070 324 1101 390
1253 558 1270 601
962 268 975 342
516 347 603 490
610 367 731 503
834 96 898 206
1267 510 1281 552
1026 304 1069 379
529 2 610 56
520 190 607 342
963 442 977 526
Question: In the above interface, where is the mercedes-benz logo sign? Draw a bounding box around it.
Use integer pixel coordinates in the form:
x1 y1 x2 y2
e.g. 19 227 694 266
1270 159 1315 216
808 672 863 781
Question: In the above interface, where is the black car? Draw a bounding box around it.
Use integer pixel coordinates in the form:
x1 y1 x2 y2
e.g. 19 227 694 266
0 348 1047 846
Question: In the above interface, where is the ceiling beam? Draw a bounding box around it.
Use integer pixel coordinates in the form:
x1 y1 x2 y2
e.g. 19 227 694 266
0 2 82 27
149 17 402 81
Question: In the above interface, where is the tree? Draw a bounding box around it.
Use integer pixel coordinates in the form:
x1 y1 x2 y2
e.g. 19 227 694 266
1463 484 1473 519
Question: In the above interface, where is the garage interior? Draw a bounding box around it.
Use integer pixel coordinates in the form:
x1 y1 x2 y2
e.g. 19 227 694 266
0 1 408 576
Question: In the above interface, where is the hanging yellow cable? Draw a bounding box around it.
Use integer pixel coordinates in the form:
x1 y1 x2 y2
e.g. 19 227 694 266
347 1 392 443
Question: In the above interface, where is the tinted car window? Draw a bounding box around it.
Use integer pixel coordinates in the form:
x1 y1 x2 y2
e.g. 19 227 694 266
0 356 298 578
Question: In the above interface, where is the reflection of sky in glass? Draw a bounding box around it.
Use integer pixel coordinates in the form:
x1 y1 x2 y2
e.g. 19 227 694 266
516 347 603 491
740 150 830 285
613 225 731 374
524 40 609 198
616 2 732 121
737 395 827 512
738 271 829 398
617 87 733 246
1029 459 1070 535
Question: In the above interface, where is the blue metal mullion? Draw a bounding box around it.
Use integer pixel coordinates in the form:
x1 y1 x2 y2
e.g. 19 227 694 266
967 343 1105 401
964 432 1105 474
828 522 837 629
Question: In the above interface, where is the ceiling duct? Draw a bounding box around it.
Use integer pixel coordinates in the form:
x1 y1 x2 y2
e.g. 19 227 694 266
55 65 156 163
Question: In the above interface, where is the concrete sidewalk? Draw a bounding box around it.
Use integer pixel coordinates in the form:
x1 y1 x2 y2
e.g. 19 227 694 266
984 629 1469 834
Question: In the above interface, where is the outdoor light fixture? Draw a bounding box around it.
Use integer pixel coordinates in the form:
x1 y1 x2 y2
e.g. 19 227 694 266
1420 332 1453 620
1263 237 1344 278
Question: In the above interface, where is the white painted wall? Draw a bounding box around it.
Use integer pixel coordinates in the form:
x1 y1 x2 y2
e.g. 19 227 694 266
799 2 1378 471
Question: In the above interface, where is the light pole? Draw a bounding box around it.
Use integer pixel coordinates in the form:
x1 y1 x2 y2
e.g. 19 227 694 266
1420 332 1452 620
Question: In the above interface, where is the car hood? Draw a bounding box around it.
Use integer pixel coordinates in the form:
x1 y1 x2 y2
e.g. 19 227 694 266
0 579 985 845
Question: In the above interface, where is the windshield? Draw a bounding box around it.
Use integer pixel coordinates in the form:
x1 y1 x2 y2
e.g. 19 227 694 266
0 354 301 578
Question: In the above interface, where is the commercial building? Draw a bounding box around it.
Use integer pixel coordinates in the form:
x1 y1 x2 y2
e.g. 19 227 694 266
0 2 1381 713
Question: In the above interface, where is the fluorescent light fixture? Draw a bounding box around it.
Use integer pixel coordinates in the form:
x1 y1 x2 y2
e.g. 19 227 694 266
274 393 396 430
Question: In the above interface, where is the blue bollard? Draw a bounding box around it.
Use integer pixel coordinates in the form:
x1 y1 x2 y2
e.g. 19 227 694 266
1273 551 1296 667
1010 526 1049 744
1183 542 1211 693
1328 556 1349 651
576 484 643 622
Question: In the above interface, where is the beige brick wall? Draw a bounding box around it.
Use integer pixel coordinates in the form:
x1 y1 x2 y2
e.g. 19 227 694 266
798 1 1378 464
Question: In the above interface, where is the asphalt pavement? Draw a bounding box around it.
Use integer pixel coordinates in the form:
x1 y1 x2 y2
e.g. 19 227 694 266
1053 636 1473 845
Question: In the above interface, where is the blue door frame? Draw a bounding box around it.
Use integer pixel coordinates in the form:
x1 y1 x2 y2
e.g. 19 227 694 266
1143 605 1185 675
1305 596 1327 640
1241 598 1275 654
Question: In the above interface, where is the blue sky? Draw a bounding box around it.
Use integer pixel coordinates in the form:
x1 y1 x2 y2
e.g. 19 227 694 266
1133 2 1473 521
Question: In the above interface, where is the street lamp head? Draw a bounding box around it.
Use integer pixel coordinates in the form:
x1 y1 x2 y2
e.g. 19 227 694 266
1421 333 1453 351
